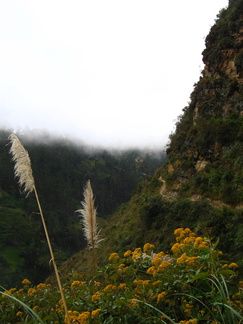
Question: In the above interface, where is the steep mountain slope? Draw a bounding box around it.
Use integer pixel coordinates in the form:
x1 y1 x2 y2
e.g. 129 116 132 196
61 0 243 276
164 0 243 206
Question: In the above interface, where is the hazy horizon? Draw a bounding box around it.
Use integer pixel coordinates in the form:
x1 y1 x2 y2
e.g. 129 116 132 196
0 0 228 149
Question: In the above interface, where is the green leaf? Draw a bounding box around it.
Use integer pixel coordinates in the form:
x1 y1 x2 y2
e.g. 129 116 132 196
212 238 220 250
190 271 209 283
218 269 236 277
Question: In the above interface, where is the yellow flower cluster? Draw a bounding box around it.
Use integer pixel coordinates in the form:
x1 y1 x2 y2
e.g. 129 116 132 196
103 284 117 292
91 291 103 302
116 263 129 274
146 266 157 276
117 283 127 290
128 299 139 307
143 243 155 253
1 288 16 298
108 252 120 262
65 310 101 324
134 279 150 286
174 228 195 242
151 252 165 265
37 283 51 290
183 302 194 315
131 247 142 260
171 228 209 256
22 279 31 285
146 251 172 277
27 288 37 297
157 291 167 302
179 319 197 324
71 280 86 289
176 253 199 266
124 249 132 257
193 236 209 248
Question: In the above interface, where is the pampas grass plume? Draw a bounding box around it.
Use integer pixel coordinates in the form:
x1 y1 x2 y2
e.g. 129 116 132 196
77 180 102 250
8 134 34 196
8 133 71 324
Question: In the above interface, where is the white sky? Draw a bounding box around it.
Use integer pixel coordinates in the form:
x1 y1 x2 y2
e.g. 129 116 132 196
0 0 228 149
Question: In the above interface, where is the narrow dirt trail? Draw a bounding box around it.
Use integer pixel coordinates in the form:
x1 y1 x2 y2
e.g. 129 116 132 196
159 177 166 195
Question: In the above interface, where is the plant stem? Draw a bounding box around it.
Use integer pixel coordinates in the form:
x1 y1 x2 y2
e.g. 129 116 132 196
33 186 70 324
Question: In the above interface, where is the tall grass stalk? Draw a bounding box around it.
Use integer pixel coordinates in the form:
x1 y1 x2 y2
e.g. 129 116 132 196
76 180 103 281
8 134 70 324
209 274 243 323
130 299 176 323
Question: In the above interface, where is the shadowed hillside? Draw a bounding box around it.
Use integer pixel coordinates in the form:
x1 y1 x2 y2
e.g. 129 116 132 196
0 130 164 287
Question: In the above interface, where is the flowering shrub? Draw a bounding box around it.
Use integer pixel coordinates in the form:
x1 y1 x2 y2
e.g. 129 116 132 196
0 228 242 323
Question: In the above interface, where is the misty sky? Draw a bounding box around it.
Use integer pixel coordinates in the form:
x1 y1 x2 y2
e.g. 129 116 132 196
0 0 228 149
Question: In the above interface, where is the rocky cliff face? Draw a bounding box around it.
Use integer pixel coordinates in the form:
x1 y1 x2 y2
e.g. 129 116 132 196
162 0 243 205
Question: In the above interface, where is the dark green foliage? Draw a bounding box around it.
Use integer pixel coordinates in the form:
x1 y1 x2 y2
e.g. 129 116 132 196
166 1 243 206
202 0 243 71
235 49 243 74
0 129 164 287
139 195 243 262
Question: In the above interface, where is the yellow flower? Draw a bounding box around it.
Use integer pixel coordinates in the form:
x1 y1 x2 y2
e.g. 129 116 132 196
124 250 132 257
146 266 157 276
229 262 239 268
37 283 48 290
103 284 117 292
199 241 209 248
238 281 243 288
118 283 127 289
27 288 36 296
77 311 90 323
176 253 187 265
143 243 155 253
157 291 167 302
134 279 150 286
158 261 172 271
185 303 193 308
193 236 203 247
178 243 186 249
128 299 139 307
183 236 196 244
174 228 184 236
152 256 162 266
91 291 103 302
132 248 142 260
71 280 86 289
222 264 228 269
16 311 23 317
33 305 39 311
176 254 198 266
91 309 101 319
171 243 182 254
108 252 120 262
22 279 31 285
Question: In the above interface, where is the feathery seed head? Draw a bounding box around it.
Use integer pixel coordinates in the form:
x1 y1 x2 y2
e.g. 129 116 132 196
76 180 102 249
8 134 35 197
